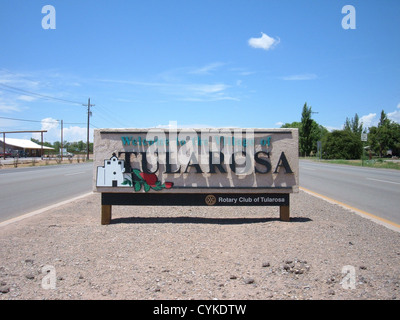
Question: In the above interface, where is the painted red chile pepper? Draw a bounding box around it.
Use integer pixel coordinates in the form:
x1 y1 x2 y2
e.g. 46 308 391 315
140 172 158 186
164 182 173 189
126 168 174 192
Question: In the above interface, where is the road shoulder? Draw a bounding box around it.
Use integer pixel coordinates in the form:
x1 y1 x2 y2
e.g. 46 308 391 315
1 191 399 300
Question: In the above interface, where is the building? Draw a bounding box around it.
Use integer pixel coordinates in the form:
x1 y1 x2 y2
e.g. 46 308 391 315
0 137 54 158
96 153 127 187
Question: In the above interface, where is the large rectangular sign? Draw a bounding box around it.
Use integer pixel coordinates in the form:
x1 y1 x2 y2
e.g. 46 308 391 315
94 127 298 224
101 193 290 207
93 128 299 194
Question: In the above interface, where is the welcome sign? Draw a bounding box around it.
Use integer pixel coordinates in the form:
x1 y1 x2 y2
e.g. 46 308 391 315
93 128 299 224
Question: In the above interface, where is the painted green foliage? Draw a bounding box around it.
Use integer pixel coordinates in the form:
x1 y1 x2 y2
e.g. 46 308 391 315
122 169 173 192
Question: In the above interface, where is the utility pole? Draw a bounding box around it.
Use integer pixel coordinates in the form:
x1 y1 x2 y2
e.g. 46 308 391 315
83 98 95 160
60 120 63 161
41 131 44 160
2 132 5 159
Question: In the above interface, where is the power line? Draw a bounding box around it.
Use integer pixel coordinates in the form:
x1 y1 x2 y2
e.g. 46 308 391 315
94 104 129 128
0 71 107 132
0 68 40 84
83 98 95 160
90 123 100 129
0 116 54 123
1 111 117 129
0 83 83 105
92 107 123 127
0 116 85 125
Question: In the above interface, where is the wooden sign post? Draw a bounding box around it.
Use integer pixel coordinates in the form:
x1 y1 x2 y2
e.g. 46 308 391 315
93 128 299 225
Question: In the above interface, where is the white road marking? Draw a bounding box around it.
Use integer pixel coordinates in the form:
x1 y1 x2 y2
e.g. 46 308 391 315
64 171 86 176
301 167 316 171
366 178 400 185
0 192 93 228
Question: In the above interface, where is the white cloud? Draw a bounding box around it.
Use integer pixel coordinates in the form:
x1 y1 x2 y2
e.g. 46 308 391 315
388 103 400 123
325 125 343 132
275 121 284 127
179 96 239 102
281 74 318 81
97 69 239 103
229 67 255 76
0 102 20 113
155 123 216 129
167 82 237 101
32 118 92 143
64 126 93 143
17 95 37 102
248 32 280 51
189 62 225 75
360 104 400 128
41 117 59 131
0 70 41 91
155 122 241 130
0 95 21 112
360 113 377 128
188 83 229 95
239 71 255 76
32 117 59 142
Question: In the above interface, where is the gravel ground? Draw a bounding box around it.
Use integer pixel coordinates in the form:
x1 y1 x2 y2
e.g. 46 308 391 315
0 191 399 300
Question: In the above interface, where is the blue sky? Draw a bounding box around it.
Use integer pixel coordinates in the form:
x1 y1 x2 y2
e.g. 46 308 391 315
0 0 399 142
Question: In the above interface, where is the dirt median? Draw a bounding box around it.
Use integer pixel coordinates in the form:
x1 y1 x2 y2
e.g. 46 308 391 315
0 191 399 300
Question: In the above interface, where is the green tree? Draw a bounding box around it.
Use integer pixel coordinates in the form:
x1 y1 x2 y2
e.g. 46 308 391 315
281 121 301 129
322 130 362 160
378 110 390 127
77 140 85 152
281 119 328 156
343 113 364 157
31 138 53 149
311 121 329 155
344 113 363 136
368 110 397 157
300 103 313 156
52 141 61 153
391 122 400 156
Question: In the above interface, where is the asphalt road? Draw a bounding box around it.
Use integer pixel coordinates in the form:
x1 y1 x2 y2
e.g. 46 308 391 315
0 162 93 223
300 160 400 225
1 160 399 227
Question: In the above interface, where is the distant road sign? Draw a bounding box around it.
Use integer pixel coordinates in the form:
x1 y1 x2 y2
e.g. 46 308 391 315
361 133 368 142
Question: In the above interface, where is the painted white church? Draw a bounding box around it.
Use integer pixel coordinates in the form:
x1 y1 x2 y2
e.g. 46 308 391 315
96 153 128 187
